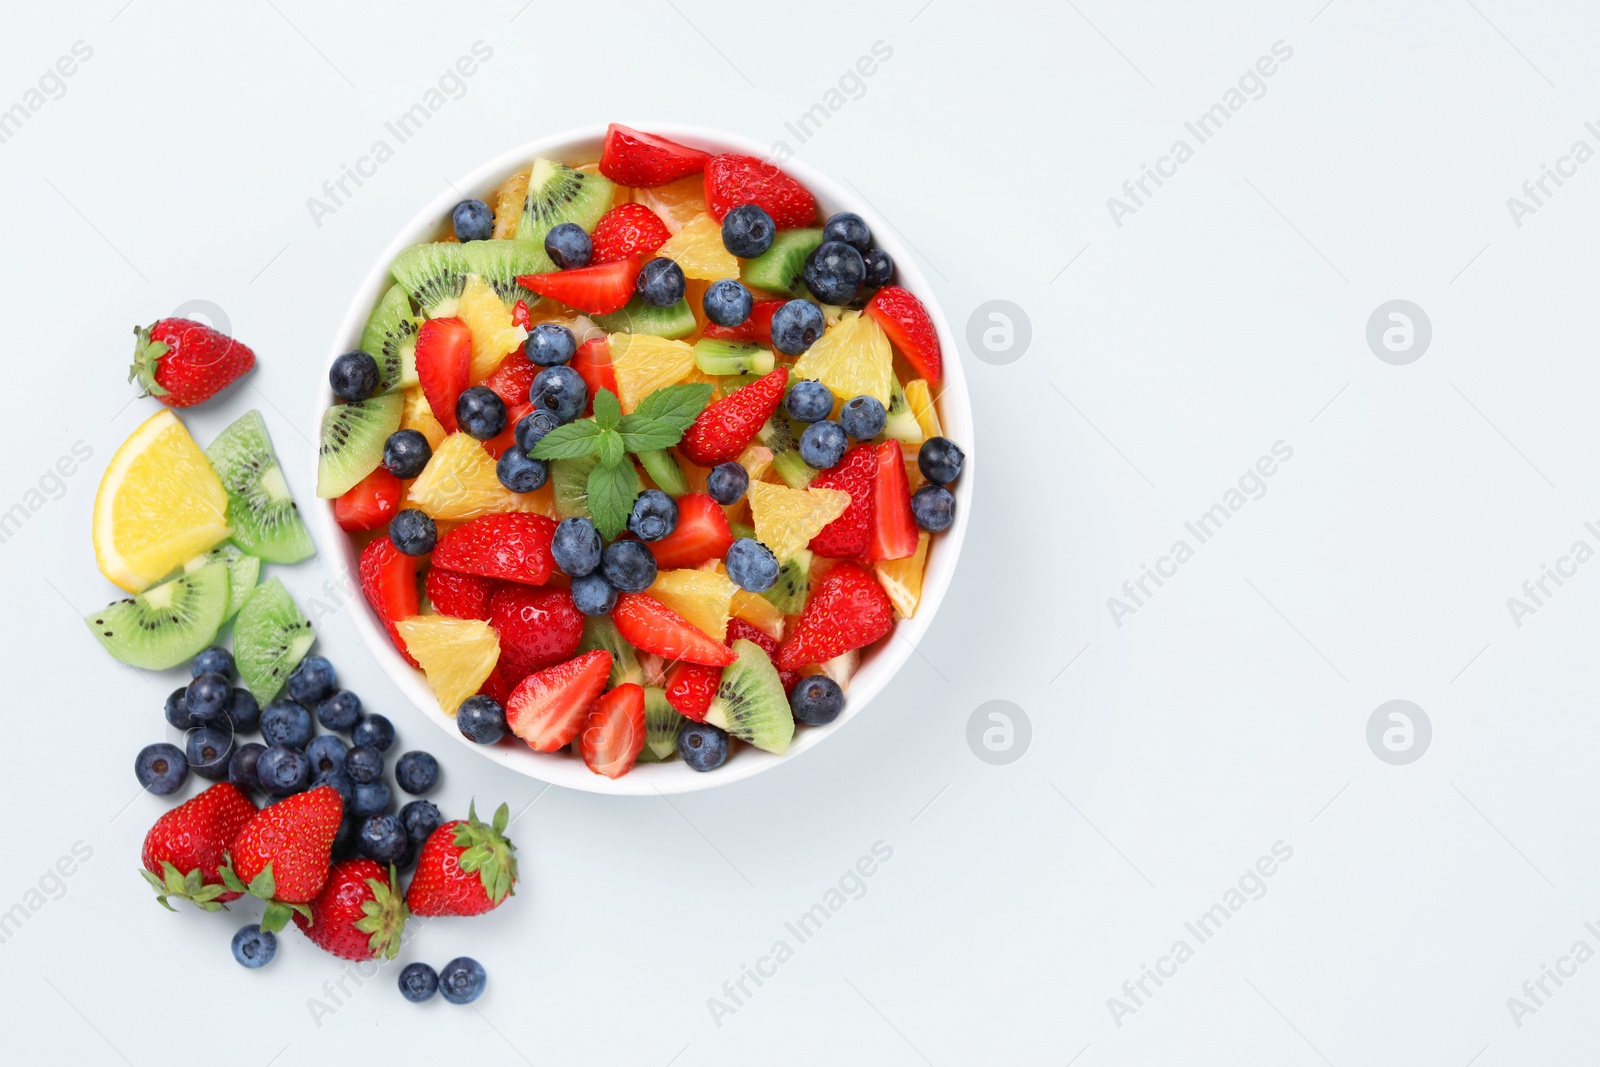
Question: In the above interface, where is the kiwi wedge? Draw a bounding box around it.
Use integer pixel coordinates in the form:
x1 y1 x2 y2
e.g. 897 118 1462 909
551 454 600 518
206 411 314 564
389 240 548 317
592 296 697 339
761 548 812 616
184 544 260 622
637 449 689 497
704 639 794 754
694 339 776 377
883 377 922 445
85 562 229 670
577 614 643 688
756 415 816 488
728 521 756 541
637 686 686 763
361 284 420 394
317 393 402 499
234 578 314 704
517 158 616 272
742 229 823 297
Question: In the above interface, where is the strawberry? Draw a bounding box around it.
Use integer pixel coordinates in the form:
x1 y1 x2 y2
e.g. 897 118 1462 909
517 258 641 316
678 367 789 467
865 286 942 387
129 318 255 408
222 785 343 931
432 513 557 585
867 440 918 562
702 299 783 344
512 299 532 329
416 316 473 434
482 400 532 459
600 124 712 187
140 782 257 911
646 493 733 569
704 154 817 228
407 802 518 916
293 859 407 961
572 337 617 417
775 563 893 671
334 467 403 532
360 536 422 667
489 584 584 683
484 355 539 410
426 567 498 621
479 661 515 706
580 683 647 778
590 203 673 264
612 593 737 667
809 443 878 559
727 618 800 693
505 650 612 751
663 660 720 722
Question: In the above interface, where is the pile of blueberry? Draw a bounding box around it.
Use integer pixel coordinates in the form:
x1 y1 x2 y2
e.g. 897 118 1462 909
229 930 487 1007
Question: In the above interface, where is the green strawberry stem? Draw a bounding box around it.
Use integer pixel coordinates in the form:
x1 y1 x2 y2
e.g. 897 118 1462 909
140 861 229 913
219 857 313 934
455 801 518 905
128 324 171 398
354 865 409 960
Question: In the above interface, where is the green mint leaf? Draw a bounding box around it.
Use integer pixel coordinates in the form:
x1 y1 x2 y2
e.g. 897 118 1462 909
592 389 622 430
631 383 713 431
597 429 625 469
616 419 686 454
586 457 639 540
530 419 603 461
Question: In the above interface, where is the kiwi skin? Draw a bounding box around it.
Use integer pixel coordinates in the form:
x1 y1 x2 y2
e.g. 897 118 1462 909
704 639 794 754
317 393 402 498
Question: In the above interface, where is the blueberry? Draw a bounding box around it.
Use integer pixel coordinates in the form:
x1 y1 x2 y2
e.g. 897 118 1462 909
497 447 548 493
438 957 487 1004
452 199 494 242
799 420 847 470
551 516 603 577
525 322 577 366
345 744 384 785
317 689 362 733
912 484 955 532
390 508 437 556
822 212 872 252
917 436 964 485
570 571 619 616
305 734 348 777
771 299 825 355
351 779 393 818
358 813 409 865
636 257 686 308
314 769 354 807
255 744 309 796
399 962 439 1003
329 350 381 402
191 646 234 680
261 699 314 748
186 671 232 725
542 221 592 269
455 385 507 441
840 395 886 441
628 488 678 542
400 798 443 846
226 688 261 733
163 687 194 730
395 751 439 795
231 924 277 969
790 675 844 725
228 742 266 793
861 248 894 289
383 429 432 479
724 538 780 593
721 204 775 258
186 727 233 781
288 655 337 705
514 409 561 452
703 279 753 327
784 379 834 423
353 713 396 752
530 365 588 424
601 540 657 594
706 462 749 505
135 742 188 795
803 240 866 305
456 695 507 744
677 721 730 771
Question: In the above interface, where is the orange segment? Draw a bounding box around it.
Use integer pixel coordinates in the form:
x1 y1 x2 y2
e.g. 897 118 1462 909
610 334 696 411
405 432 544 521
748 480 851 561
457 274 527 381
648 568 736 641
875 532 929 619
792 311 893 406
632 175 707 234
657 213 740 280
905 378 943 439
396 615 500 714
731 589 785 640
401 386 447 451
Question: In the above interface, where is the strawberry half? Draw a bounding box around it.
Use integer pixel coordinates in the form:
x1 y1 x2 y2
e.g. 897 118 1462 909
727 618 800 693
130 318 255 408
664 660 721 722
293 859 407 961
335 468 403 532
431 513 557 585
590 203 673 264
416 317 473 434
679 367 789 467
702 298 784 344
571 336 617 417
505 650 613 752
140 782 257 911
517 258 641 316
223 785 344 932
425 567 498 621
646 493 733 569
775 563 894 672
704 154 817 228
809 443 878 560
865 286 942 387
407 802 518 916
580 683 647 778
489 584 584 683
359 536 422 667
867 440 918 562
612 594 737 667
600 124 712 187
484 355 539 410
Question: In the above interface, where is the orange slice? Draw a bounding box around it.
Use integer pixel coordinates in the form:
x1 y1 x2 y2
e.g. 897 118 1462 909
749 480 851 561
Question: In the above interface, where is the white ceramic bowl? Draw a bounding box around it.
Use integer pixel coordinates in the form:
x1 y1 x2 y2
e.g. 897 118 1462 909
316 124 973 794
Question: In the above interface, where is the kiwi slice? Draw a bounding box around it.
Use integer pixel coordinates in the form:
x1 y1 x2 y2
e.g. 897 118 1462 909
85 562 229 670
694 340 776 377
761 548 812 616
577 614 643 688
517 158 616 272
234 578 315 704
637 449 689 498
317 393 402 499
883 377 922 445
184 544 260 622
592 297 697 339
742 229 823 297
637 686 685 763
704 639 794 754
361 284 420 393
389 240 548 317
756 415 816 488
728 520 756 541
207 411 314 564
551 454 600 518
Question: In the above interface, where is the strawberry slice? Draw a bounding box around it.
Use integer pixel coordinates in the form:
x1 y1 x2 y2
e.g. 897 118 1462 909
481 400 532 459
517 258 640 316
612 594 737 667
425 568 497 621
416 317 472 434
431 513 557 585
663 660 720 722
646 493 733 569
702 299 783 344
775 563 893 671
484 355 538 410
590 203 672 264
489 585 584 683
505 649 613 752
704 154 817 229
867 440 918 562
334 468 402 532
601 125 711 187
570 336 617 417
809 443 878 560
359 537 421 667
679 367 788 467
512 299 532 329
579 682 648 778
865 286 942 388
727 618 800 693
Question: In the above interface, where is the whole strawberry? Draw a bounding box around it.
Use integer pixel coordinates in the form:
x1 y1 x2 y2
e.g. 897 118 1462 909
222 784 343 932
293 859 407 961
129 318 255 407
140 782 257 911
407 802 518 917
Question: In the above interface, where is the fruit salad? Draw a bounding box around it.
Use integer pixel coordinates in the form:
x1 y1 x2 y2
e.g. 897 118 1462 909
319 124 967 778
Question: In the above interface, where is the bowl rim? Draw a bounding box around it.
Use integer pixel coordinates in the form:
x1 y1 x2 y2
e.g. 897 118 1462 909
314 123 973 795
